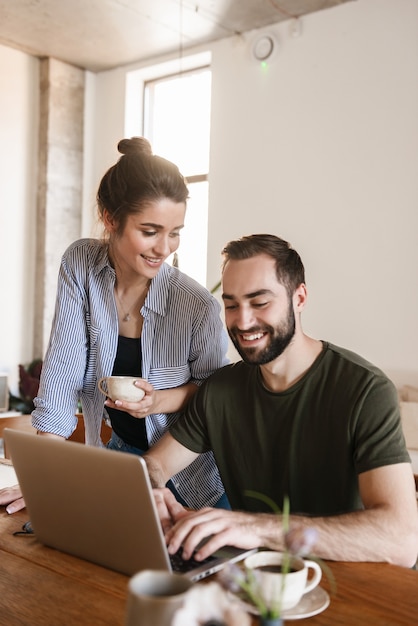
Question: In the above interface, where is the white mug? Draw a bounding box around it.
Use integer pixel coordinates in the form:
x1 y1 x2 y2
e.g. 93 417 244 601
97 376 145 402
125 570 192 626
244 551 322 612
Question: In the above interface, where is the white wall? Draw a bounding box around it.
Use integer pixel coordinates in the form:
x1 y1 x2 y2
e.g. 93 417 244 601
206 0 418 386
85 0 418 386
0 44 39 395
1 0 417 394
82 68 129 239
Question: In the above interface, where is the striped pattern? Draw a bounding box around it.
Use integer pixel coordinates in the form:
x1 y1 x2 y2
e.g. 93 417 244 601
32 239 229 508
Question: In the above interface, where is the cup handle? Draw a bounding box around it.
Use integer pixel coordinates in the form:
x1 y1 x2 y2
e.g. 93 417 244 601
303 560 322 594
98 377 108 396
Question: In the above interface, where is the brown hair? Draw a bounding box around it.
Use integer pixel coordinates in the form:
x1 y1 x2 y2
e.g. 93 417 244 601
222 234 305 296
97 137 188 235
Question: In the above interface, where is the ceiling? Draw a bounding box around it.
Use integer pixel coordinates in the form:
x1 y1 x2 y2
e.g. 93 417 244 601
0 0 353 73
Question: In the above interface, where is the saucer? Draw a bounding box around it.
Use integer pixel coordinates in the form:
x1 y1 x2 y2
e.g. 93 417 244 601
231 586 330 621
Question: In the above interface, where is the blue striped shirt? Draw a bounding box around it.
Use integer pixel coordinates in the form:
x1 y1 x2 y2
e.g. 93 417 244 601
32 238 229 508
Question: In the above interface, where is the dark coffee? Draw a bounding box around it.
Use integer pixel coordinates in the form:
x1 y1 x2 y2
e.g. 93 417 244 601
257 565 298 574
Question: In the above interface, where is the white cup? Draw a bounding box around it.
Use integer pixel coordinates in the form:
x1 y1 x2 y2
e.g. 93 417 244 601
98 376 145 402
244 551 322 612
125 570 193 626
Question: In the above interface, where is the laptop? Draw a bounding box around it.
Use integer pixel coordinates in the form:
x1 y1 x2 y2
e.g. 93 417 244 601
4 428 255 580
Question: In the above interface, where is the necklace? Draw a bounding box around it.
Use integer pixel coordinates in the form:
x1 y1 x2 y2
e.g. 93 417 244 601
115 290 136 322
115 284 149 322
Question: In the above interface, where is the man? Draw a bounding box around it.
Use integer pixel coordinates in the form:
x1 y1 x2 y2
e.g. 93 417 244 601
145 234 418 568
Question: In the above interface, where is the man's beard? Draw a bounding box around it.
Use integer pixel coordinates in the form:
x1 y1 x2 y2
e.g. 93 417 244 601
228 302 296 365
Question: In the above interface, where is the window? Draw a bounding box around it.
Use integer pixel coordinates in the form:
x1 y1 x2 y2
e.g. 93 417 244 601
141 65 211 287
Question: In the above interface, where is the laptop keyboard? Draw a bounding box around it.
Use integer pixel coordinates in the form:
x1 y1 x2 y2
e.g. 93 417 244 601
170 548 216 574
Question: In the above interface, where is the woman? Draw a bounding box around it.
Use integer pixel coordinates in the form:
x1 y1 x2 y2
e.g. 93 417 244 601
2 137 229 512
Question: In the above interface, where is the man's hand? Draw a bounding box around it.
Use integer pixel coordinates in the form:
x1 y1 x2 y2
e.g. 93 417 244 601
165 507 267 561
0 485 25 514
152 487 189 535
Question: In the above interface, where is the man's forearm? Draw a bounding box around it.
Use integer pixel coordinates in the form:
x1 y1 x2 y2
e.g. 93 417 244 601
142 433 200 488
153 382 198 414
143 454 169 488
260 508 418 568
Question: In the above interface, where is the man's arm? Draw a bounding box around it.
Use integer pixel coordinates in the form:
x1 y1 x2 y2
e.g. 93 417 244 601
289 463 418 567
143 432 199 488
163 463 418 568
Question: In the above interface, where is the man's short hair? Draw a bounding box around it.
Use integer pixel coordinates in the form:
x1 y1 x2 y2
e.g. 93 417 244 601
222 234 305 296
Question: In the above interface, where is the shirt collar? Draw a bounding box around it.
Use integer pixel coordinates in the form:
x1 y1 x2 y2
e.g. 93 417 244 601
144 263 171 316
93 241 172 317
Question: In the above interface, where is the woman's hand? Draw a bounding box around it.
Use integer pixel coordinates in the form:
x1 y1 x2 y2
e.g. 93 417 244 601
105 380 199 418
105 379 156 418
0 484 26 514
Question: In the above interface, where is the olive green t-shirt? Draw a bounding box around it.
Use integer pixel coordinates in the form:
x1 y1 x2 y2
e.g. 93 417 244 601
170 342 409 515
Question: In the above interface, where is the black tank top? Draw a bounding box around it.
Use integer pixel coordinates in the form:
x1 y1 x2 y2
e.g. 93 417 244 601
106 335 148 450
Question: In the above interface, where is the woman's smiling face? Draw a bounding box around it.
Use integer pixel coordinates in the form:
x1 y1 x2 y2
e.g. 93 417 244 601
107 198 186 279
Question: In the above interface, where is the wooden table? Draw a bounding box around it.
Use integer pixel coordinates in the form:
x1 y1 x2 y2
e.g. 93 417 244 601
1 508 417 625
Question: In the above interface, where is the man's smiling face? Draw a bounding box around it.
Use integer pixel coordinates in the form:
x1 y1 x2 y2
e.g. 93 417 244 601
222 254 296 365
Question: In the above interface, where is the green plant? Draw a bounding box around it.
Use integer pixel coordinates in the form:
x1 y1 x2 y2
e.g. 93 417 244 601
9 359 43 413
240 493 294 619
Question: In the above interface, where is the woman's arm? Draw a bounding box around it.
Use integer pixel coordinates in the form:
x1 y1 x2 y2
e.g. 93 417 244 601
109 291 228 419
32 245 94 437
105 381 199 419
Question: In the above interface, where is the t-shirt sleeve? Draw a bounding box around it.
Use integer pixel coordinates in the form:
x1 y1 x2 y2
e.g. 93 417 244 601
353 375 410 474
169 378 213 454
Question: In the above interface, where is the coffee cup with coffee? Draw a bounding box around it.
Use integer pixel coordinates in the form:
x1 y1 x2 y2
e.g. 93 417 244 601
244 550 322 612
125 570 192 626
98 376 146 402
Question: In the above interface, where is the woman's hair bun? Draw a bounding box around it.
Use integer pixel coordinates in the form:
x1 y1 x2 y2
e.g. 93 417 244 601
117 137 153 158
